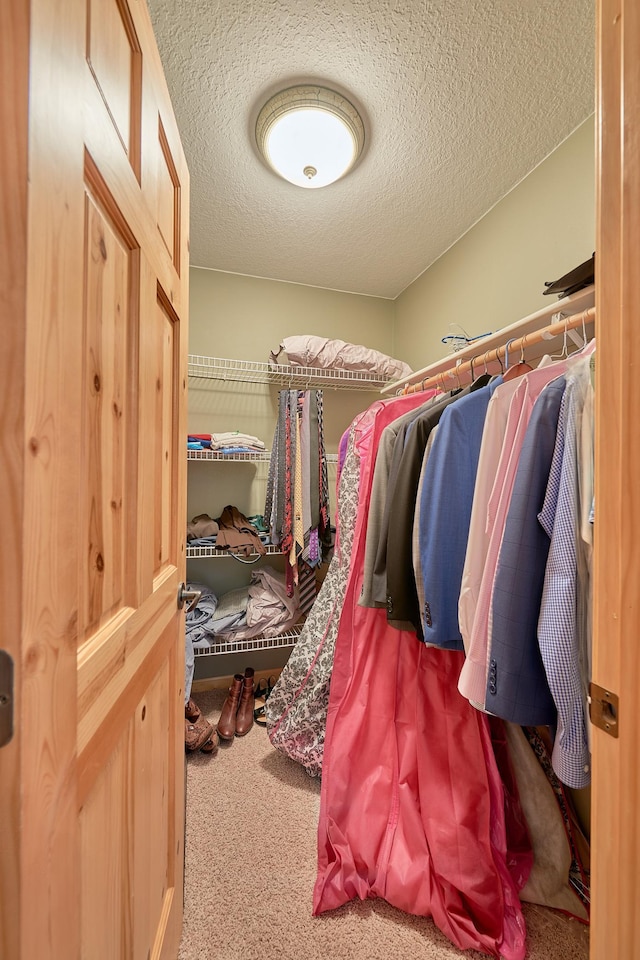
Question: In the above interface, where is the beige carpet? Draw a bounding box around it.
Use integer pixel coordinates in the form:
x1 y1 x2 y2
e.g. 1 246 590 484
180 689 590 960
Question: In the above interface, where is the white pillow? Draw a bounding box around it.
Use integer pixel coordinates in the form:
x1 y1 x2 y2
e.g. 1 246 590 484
270 335 412 380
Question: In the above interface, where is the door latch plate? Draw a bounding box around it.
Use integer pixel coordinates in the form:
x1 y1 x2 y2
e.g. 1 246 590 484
589 682 619 738
0 650 14 748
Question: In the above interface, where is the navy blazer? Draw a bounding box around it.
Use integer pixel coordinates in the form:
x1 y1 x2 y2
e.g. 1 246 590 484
485 375 566 724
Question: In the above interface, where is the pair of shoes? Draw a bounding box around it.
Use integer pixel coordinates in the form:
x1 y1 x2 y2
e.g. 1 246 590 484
217 667 255 740
185 714 215 752
253 674 278 727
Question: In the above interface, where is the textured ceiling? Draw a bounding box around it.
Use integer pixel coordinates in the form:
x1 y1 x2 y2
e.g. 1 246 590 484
148 0 595 299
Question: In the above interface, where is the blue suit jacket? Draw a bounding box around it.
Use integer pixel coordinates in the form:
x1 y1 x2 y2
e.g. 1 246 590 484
418 378 500 649
385 377 491 636
484 375 566 724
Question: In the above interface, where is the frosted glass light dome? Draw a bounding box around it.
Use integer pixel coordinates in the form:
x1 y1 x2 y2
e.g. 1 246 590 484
256 85 365 189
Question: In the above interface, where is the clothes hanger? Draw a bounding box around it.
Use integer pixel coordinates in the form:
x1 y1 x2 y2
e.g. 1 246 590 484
549 315 570 361
502 335 533 382
503 338 517 371
566 311 589 354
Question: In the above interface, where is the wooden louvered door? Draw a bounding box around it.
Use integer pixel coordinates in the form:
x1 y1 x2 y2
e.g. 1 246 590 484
0 0 189 957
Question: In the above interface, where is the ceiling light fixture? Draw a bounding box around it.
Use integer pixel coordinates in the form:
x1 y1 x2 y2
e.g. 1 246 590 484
255 85 365 189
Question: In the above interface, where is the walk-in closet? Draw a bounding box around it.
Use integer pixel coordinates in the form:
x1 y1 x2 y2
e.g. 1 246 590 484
4 1 638 959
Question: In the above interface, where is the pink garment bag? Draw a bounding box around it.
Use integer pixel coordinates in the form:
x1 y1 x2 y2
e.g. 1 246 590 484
313 396 529 959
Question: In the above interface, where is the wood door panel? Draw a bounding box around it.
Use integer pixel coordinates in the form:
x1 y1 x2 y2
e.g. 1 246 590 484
157 116 181 270
86 0 142 177
80 650 177 960
77 569 176 771
83 93 184 316
154 289 179 574
133 664 173 960
80 728 134 959
81 188 137 637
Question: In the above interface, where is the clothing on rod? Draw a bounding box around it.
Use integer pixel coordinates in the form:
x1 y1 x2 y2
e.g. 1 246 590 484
264 342 595 957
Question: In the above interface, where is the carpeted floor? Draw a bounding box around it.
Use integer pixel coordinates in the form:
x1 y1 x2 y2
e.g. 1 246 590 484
180 689 590 960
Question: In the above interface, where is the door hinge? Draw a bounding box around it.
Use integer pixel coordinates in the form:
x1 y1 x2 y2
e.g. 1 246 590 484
589 682 619 738
0 650 14 747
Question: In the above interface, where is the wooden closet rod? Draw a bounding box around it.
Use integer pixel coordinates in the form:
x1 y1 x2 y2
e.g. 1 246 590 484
401 305 596 395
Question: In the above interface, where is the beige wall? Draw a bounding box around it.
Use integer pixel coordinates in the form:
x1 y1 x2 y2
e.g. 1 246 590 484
189 267 395 360
393 117 595 368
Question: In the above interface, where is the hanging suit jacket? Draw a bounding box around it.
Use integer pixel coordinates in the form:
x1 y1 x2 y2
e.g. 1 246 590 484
484 376 566 724
417 377 502 649
360 391 440 608
385 376 490 636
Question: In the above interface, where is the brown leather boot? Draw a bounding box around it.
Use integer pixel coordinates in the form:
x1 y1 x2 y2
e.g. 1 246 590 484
185 714 214 752
216 674 244 740
235 667 255 737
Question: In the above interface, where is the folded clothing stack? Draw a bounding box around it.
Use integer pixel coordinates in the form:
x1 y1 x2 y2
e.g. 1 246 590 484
186 431 266 454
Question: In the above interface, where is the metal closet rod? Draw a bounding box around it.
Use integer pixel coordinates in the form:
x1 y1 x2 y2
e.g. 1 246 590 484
402 305 596 395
